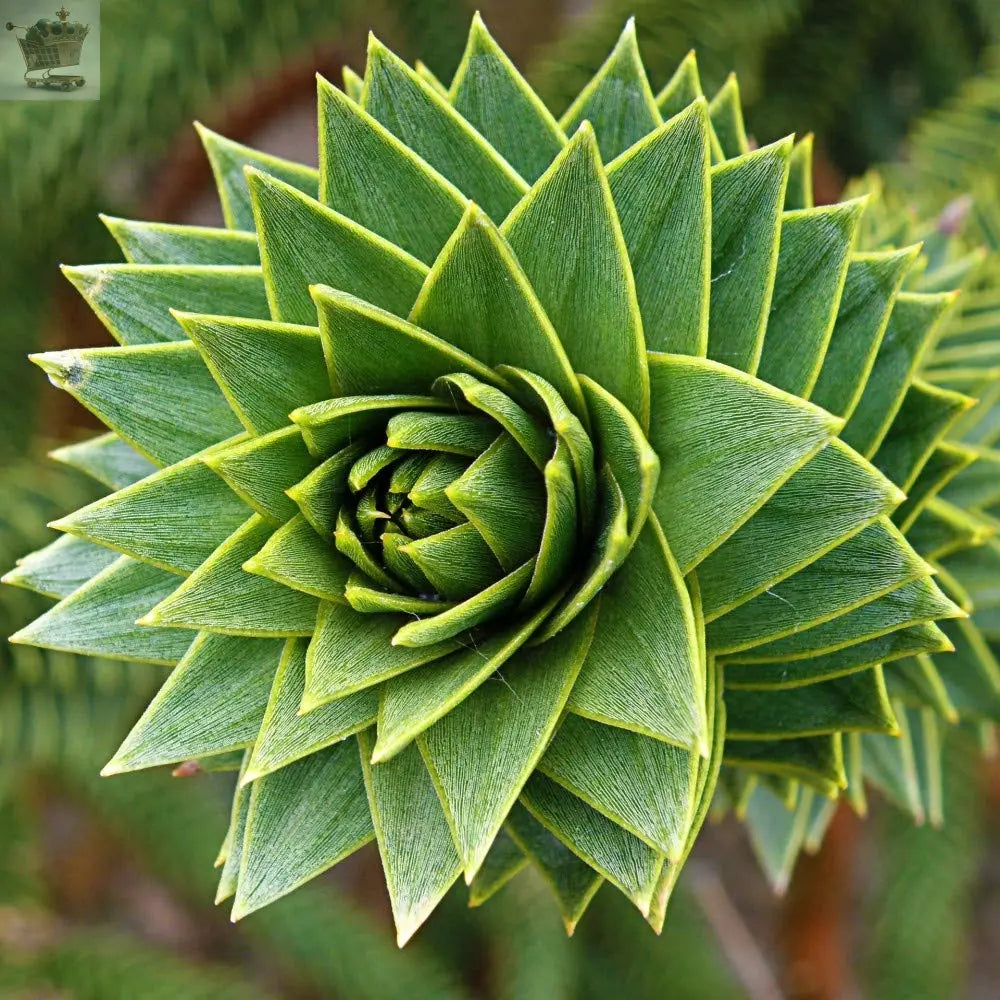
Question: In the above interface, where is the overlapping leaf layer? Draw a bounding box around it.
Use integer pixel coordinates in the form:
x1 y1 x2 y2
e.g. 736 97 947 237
720 160 1000 888
3 17 982 939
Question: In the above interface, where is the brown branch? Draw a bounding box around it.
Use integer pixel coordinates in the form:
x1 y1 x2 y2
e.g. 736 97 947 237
781 803 860 1000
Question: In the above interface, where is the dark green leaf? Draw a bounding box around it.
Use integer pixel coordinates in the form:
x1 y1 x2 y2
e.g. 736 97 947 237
559 18 661 163
32 343 243 466
104 633 282 773
10 555 193 665
607 99 711 356
142 516 319 637
502 123 649 427
247 167 427 325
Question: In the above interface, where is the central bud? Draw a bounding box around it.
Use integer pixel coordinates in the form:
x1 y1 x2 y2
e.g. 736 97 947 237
289 367 650 651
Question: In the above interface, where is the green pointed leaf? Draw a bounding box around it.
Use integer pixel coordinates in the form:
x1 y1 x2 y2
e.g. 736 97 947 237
941 445 1000 509
102 215 261 266
318 76 467 264
533 468 630 643
647 352 841 571
728 576 961 663
203 426 314 524
195 122 319 231
906 496 990 561
216 755 252 904
785 134 814 210
803 793 837 852
578 375 658 542
402 522 504 601
374 593 560 763
390 559 535 648
50 432 159 488
607 99 711 356
559 17 661 162
381 530 434 594
726 667 898 738
245 639 376 782
757 201 864 397
52 450 251 574
540 714 698 857
951 375 1000 444
725 622 951 689
32 343 244 467
313 286 501 397
347 445 404 492
646 657 725 930
894 443 979 534
304 601 459 709
940 539 1000 607
286 443 364 535
3 533 118 599
505 803 602 934
243 514 351 603
655 50 703 118
389 452 433 493
810 247 920 419
247 167 428 325
142 516 319 637
707 518 929 654
502 123 649 427
698 438 903 618
445 435 544 570
707 139 792 374
723 735 845 797
363 35 527 220
569 516 703 749
333 507 399 590
450 13 565 183
10 555 193 665
63 264 270 346
409 204 586 420
177 313 330 435
414 61 447 96
104 633 282 773
497 366 597 533
521 773 663 915
344 576 453 616
431 375 551 469
885 651 956 723
418 601 596 879
873 379 975 491
707 74 748 159
933 618 1000 721
861 703 922 821
743 784 813 893
358 729 462 946
407 454 469 520
842 292 956 456
291 394 450 459
386 411 498 457
234 738 373 917
342 65 363 101
524 437 578 605
468 830 528 907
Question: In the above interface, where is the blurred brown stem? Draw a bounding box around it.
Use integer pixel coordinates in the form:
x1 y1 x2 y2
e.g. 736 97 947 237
781 803 859 1000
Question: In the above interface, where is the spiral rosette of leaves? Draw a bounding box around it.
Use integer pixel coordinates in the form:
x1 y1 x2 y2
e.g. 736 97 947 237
4 17 967 941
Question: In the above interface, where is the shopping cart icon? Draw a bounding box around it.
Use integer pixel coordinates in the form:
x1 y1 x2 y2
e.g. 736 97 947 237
5 6 89 91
